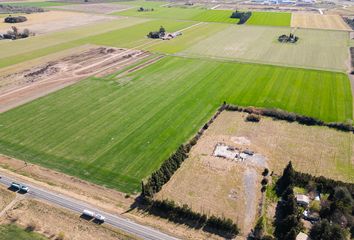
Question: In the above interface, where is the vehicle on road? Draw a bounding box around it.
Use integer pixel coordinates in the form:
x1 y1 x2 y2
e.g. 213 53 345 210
82 209 105 223
10 182 29 193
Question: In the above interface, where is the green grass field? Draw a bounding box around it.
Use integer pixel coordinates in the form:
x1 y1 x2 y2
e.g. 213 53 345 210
114 7 292 26
0 224 47 240
247 12 291 26
0 56 351 193
180 25 349 71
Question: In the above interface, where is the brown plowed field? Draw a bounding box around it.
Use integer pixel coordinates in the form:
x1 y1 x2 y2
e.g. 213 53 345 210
291 13 351 31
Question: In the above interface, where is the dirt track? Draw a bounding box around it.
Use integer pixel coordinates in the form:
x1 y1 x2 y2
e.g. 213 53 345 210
0 46 150 112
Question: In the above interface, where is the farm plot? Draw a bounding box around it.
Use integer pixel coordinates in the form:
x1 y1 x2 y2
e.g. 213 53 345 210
291 13 351 31
156 111 353 236
181 25 349 71
0 17 149 68
0 10 116 35
246 11 291 27
0 56 351 193
51 3 134 14
0 46 150 112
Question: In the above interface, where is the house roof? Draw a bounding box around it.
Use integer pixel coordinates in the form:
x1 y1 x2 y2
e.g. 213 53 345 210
296 232 311 240
296 194 310 203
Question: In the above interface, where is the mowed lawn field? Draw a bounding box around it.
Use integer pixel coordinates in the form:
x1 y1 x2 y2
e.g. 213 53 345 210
180 25 349 71
0 56 351 193
114 6 291 26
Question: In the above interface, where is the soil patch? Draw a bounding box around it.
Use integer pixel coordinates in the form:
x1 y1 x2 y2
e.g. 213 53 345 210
0 46 150 112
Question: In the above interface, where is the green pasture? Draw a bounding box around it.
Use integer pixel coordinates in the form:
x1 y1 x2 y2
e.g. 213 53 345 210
0 224 47 240
247 11 291 26
0 56 351 193
181 25 349 71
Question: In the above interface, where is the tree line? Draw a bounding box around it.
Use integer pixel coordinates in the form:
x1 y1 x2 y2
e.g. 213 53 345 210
230 10 252 24
143 198 239 238
225 104 353 132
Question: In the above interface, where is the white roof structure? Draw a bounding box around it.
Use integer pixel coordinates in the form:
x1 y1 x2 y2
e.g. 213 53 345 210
296 194 310 205
296 232 311 240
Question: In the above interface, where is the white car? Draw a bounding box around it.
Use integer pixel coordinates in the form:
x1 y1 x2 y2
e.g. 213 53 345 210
94 213 105 222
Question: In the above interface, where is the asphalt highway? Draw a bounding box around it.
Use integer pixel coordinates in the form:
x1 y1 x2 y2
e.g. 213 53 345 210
0 175 180 240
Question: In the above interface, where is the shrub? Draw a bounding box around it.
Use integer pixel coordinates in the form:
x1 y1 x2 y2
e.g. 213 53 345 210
246 114 261 122
262 168 269 176
261 178 269 186
56 232 65 240
25 222 36 232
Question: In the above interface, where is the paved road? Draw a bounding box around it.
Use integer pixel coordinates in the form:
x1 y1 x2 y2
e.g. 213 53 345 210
0 175 179 240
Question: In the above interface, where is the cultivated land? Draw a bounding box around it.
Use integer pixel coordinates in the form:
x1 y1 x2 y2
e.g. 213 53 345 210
181 25 349 71
291 13 351 31
114 6 291 26
0 10 116 35
247 11 291 27
0 46 150 112
0 56 351 193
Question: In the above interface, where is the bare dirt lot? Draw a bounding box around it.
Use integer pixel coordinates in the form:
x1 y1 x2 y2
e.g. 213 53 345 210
0 198 138 240
51 3 134 14
0 10 116 35
156 120 265 237
291 13 351 31
0 46 150 112
156 110 353 237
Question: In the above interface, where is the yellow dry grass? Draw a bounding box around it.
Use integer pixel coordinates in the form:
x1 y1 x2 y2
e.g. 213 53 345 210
291 13 351 31
0 10 115 34
0 186 15 212
157 111 353 236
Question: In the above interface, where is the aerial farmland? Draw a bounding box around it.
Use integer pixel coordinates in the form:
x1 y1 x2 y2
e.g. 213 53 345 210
0 0 353 239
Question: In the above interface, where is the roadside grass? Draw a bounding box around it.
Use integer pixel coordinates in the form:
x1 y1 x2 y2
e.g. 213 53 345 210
0 56 351 193
180 25 349 71
247 11 291 27
0 224 47 240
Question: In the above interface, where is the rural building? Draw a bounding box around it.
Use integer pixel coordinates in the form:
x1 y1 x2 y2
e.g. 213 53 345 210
296 194 310 206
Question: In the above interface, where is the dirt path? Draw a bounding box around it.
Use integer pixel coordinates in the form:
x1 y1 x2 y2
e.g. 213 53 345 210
243 168 257 232
0 194 23 219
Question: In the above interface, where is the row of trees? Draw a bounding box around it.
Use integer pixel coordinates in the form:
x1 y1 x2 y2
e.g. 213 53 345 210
225 104 353 132
274 162 304 240
230 10 252 24
144 198 239 238
142 145 188 197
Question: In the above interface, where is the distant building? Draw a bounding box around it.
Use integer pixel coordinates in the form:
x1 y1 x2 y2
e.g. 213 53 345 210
296 194 310 206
